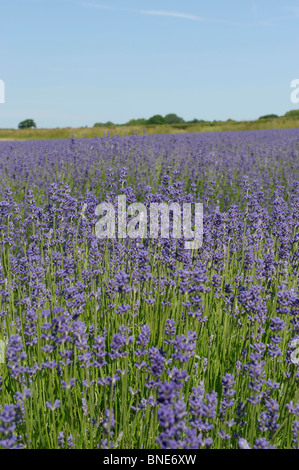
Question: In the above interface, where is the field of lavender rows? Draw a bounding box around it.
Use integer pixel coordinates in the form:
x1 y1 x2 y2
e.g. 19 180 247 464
0 128 299 449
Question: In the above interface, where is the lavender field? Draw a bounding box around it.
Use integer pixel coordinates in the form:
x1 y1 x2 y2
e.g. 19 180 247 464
0 128 299 449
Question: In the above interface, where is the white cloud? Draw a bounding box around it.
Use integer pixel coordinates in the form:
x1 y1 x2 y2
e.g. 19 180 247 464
81 3 241 25
137 10 210 22
80 2 299 27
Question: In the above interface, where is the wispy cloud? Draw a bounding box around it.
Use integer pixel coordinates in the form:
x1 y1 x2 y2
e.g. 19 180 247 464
80 2 299 27
137 10 216 22
81 3 244 25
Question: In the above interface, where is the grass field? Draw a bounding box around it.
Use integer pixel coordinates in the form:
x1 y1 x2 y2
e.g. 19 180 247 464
1 116 299 140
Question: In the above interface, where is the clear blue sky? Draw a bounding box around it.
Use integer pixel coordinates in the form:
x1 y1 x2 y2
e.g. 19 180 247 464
1 0 299 128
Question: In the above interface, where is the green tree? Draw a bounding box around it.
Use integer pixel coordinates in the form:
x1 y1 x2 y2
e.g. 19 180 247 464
164 113 185 124
93 121 115 127
18 119 36 129
258 114 279 120
146 115 166 125
284 109 299 118
125 118 147 126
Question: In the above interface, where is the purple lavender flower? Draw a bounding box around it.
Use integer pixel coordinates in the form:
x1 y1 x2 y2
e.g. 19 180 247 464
45 400 61 411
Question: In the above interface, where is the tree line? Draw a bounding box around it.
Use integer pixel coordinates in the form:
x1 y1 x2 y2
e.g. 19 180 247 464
16 109 299 129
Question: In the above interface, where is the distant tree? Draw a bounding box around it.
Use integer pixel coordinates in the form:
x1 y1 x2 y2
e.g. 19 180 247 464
18 119 36 129
258 114 279 120
164 113 185 124
147 115 166 125
93 121 115 127
188 119 210 124
126 118 147 126
284 109 299 118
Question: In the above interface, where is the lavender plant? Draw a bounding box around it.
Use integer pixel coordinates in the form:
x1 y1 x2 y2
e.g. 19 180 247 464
0 128 298 448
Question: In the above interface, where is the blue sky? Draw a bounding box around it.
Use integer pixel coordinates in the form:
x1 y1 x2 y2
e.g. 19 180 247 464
1 0 299 128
